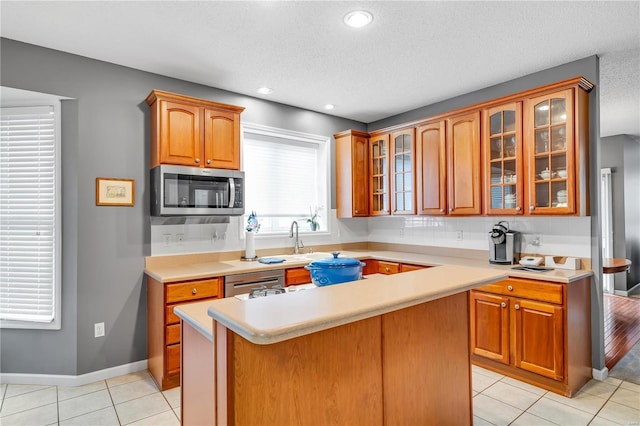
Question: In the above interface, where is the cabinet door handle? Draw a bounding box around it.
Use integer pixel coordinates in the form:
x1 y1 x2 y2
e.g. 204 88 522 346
355 209 359 214
207 159 211 164
192 288 198 295
449 208 453 213
515 304 520 310
507 285 513 291
385 267 390 272
529 205 534 212
501 302 506 308
440 208 444 213
195 158 201 163
516 206 521 212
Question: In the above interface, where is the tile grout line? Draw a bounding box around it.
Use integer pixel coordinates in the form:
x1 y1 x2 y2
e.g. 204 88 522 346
103 379 123 426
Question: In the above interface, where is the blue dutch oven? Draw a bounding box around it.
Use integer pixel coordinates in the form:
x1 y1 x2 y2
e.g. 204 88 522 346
304 252 364 286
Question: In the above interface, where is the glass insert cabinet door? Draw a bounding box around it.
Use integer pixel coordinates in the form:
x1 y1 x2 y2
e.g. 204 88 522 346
390 129 416 214
485 102 523 214
527 89 575 214
369 134 390 215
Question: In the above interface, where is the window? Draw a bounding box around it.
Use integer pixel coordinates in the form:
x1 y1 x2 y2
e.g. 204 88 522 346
242 123 329 234
0 100 61 329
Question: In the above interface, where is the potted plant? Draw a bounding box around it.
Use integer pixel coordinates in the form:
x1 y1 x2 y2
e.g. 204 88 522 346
307 206 320 231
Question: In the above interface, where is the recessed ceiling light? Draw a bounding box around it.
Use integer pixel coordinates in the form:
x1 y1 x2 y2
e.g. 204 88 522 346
344 10 373 28
257 87 273 95
325 104 335 110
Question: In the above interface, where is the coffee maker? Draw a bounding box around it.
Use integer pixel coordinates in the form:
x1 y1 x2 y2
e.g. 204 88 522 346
489 221 520 265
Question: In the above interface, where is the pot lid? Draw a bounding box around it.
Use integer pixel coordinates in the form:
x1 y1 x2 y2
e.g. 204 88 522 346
308 252 361 268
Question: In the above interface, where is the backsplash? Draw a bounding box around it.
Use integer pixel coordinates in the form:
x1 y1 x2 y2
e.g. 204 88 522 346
150 211 591 258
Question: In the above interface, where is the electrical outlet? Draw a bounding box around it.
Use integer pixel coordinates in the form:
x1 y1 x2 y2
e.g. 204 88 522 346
94 322 105 338
530 233 542 246
457 230 463 241
162 234 171 246
177 233 184 242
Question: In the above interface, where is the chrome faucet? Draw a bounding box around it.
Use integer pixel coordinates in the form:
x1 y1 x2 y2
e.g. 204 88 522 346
289 221 304 254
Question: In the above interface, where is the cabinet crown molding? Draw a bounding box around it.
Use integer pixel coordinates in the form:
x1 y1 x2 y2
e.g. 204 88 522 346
146 89 245 113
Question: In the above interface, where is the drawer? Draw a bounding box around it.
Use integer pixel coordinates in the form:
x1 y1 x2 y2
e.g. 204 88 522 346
166 305 180 325
477 278 563 304
377 261 400 275
166 344 181 375
285 267 311 285
166 278 221 303
400 263 426 272
166 324 180 345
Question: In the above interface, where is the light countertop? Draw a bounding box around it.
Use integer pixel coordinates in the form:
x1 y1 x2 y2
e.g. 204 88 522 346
145 249 593 284
174 300 214 341
206 264 507 345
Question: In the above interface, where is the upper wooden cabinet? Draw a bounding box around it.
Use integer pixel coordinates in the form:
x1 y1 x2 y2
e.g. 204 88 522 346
524 87 590 215
369 133 391 216
336 76 593 218
146 90 244 170
416 120 447 215
335 130 369 218
390 128 416 215
446 111 482 215
484 102 524 215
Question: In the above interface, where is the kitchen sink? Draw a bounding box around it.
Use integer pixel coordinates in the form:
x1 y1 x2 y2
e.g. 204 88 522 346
281 252 333 262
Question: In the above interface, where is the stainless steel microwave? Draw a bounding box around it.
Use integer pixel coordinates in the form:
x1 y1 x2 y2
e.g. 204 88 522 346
150 165 244 216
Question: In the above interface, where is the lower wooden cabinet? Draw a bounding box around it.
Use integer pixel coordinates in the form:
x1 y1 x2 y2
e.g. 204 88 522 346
470 277 591 396
364 260 428 275
285 267 311 286
147 275 223 390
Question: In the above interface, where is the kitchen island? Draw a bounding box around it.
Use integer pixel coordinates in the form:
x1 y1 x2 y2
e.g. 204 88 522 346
175 264 508 425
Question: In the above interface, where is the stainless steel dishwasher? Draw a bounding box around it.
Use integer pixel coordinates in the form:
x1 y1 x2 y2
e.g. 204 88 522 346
224 269 285 297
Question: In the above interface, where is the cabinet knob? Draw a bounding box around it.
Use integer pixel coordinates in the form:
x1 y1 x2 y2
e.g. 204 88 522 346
385 267 390 272
507 285 513 291
355 209 359 213
515 304 520 310
206 159 211 164
440 209 444 213
449 208 453 213
192 288 197 295
195 158 201 163
529 205 534 212
501 302 506 308
516 206 521 212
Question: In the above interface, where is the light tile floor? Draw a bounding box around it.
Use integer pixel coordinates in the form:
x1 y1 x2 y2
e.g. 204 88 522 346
1 367 638 425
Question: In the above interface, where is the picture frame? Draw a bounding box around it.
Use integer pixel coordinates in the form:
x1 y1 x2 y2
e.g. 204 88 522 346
96 177 135 206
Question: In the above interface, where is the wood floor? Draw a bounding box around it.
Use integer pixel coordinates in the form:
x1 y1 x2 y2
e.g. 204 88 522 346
604 293 640 370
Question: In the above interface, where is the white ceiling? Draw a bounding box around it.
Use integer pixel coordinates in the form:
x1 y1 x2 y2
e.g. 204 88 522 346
1 1 639 137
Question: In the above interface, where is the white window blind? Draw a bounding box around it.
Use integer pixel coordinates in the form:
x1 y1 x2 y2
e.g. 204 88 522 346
0 105 58 325
242 124 328 233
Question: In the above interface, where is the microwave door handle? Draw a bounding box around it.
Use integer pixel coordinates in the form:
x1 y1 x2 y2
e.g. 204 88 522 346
229 178 236 208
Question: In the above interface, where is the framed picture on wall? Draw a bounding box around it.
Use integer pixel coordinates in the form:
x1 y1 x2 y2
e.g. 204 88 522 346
96 177 135 206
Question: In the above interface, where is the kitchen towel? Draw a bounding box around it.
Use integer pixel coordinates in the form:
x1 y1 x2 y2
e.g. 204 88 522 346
258 257 286 264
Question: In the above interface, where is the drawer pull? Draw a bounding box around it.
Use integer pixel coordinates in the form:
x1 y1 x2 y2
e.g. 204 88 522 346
192 288 197 295
501 302 506 308
507 285 514 291
195 158 201 163
515 304 520 310
207 159 211 164
385 267 390 272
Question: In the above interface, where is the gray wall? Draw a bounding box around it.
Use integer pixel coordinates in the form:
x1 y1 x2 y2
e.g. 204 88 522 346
0 38 364 375
623 138 640 290
367 56 606 370
600 134 637 292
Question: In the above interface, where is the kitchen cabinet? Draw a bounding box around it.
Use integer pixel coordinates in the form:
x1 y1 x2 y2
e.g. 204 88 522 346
484 103 524 214
335 130 370 218
146 90 244 170
524 88 584 215
446 111 482 215
285 267 311 285
470 276 591 396
389 128 416 215
147 275 223 390
367 260 426 275
416 120 447 215
369 133 391 216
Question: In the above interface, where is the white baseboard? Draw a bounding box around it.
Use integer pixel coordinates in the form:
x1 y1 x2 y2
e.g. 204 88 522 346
613 282 640 297
592 366 609 381
0 360 148 387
